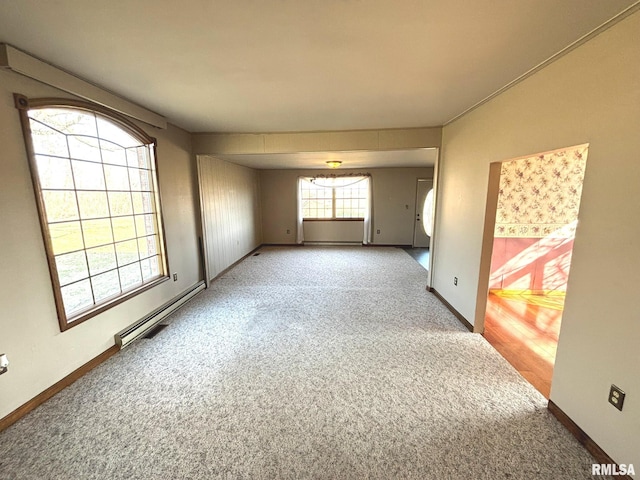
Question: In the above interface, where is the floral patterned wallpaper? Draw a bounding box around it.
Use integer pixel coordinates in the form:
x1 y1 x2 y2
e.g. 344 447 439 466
494 145 588 238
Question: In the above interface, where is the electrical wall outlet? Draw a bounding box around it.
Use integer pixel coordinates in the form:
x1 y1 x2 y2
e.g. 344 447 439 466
0 353 9 375
377 229 381 234
286 229 290 234
454 277 458 286
609 384 625 411
173 273 178 282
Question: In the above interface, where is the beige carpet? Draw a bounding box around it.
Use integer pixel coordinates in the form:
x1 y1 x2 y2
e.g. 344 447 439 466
0 246 603 479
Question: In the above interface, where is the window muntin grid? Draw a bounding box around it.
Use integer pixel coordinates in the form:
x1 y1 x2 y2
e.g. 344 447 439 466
23 105 167 327
301 181 333 219
301 177 368 219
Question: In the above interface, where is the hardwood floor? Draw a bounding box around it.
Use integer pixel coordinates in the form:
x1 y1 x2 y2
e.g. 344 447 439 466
402 247 430 271
483 291 564 398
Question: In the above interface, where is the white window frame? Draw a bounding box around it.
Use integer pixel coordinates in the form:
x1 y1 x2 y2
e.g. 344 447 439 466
300 176 369 220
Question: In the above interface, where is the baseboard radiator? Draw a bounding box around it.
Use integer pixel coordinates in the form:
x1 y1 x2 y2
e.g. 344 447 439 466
115 281 205 348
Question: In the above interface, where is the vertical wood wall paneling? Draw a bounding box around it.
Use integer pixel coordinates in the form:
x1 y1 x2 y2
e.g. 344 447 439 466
197 156 262 281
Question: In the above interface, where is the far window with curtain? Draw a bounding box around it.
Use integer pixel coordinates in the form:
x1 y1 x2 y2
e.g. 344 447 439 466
300 176 368 219
296 174 373 244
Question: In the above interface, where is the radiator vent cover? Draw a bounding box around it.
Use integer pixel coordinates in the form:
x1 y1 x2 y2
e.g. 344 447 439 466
115 281 205 348
143 324 168 339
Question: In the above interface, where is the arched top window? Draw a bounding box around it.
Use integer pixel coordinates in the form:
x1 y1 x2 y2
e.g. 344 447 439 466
15 94 169 331
422 188 434 237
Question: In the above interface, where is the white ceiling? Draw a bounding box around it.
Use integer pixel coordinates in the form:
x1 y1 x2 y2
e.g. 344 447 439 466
0 0 636 134
213 148 438 170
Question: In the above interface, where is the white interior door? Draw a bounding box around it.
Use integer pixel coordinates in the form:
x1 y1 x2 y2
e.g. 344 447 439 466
413 179 433 247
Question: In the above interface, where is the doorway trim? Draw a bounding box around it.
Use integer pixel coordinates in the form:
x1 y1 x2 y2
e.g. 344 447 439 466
424 148 440 289
474 162 502 333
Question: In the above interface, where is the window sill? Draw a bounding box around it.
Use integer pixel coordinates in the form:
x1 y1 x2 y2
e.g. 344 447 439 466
62 275 170 331
303 218 364 222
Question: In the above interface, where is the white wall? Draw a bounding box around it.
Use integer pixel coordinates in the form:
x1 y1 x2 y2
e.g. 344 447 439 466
260 167 433 245
303 221 363 243
193 127 442 154
435 12 640 468
0 70 202 420
197 156 262 280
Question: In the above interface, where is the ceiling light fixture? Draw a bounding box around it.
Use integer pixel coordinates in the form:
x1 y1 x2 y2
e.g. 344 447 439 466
326 160 342 169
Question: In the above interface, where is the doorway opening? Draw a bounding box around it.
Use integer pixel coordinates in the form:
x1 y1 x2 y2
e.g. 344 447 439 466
480 144 588 398
406 178 434 272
